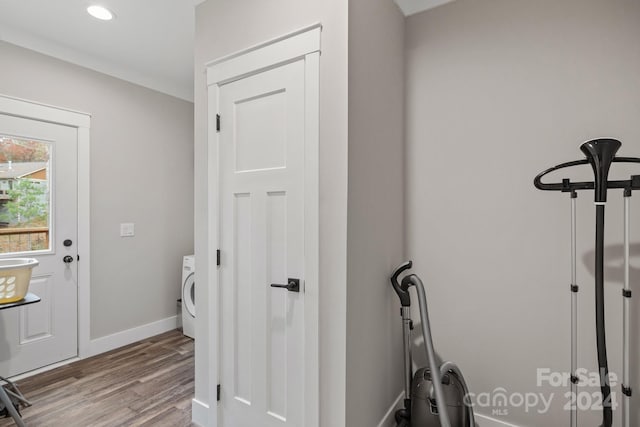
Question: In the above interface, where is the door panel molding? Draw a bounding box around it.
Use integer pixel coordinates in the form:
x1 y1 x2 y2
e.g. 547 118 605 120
206 24 320 427
0 94 91 360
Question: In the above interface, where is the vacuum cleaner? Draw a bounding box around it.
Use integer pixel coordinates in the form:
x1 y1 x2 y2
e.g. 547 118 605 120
534 138 640 427
391 261 475 427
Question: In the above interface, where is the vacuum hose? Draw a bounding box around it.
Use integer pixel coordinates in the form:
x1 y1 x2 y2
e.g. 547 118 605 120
436 362 476 427
404 274 452 427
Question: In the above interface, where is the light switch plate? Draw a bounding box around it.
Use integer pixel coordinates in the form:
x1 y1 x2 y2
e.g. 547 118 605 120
120 223 135 237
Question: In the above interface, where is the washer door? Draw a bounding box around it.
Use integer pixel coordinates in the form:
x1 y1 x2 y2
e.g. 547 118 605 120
183 272 195 317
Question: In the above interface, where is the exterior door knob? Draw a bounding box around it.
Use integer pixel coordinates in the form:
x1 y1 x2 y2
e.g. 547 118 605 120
63 255 74 264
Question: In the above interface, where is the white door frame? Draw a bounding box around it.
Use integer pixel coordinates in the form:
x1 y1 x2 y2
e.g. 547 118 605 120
206 23 321 427
0 94 91 359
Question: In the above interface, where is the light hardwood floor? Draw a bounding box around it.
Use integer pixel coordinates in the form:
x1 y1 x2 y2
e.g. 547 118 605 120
0 330 194 427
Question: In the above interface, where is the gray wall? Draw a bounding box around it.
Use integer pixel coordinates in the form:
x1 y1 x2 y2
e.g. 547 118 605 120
194 1 349 425
405 0 640 425
0 41 194 339
346 0 406 426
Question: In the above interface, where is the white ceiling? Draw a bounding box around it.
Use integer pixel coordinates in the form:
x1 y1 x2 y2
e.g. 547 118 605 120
0 0 200 102
0 0 450 103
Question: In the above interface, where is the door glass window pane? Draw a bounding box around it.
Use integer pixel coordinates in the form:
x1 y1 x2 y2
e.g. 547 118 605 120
0 136 51 254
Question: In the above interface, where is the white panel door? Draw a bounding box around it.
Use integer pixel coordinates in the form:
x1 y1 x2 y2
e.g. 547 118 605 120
219 59 305 427
0 114 78 376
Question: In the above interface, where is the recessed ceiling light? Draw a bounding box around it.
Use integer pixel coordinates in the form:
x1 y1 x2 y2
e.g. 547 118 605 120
87 5 114 21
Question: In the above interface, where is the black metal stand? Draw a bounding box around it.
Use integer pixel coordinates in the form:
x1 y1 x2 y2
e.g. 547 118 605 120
534 138 640 427
0 293 41 427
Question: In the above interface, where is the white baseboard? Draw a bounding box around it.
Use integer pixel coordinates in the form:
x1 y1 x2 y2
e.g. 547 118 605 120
376 392 522 427
192 398 209 426
86 315 178 358
377 392 404 427
475 413 522 427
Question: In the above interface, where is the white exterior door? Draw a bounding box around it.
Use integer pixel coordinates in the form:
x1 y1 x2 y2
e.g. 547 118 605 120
0 113 78 377
218 60 306 427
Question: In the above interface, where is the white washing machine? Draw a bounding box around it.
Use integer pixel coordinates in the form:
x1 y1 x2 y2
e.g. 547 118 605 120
181 255 195 339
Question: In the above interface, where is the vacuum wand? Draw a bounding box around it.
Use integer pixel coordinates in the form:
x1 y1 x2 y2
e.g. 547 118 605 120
391 261 414 425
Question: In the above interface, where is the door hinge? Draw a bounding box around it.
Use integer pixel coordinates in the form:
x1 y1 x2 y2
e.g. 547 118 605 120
216 114 221 132
217 384 221 401
216 249 220 266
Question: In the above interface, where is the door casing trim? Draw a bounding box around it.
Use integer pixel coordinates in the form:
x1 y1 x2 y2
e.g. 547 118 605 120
0 94 91 360
205 23 321 427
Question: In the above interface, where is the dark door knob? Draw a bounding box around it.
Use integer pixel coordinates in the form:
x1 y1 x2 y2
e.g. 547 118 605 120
270 278 300 293
63 255 74 264
63 239 73 247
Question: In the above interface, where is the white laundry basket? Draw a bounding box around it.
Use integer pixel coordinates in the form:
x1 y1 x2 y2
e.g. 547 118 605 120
0 258 39 304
